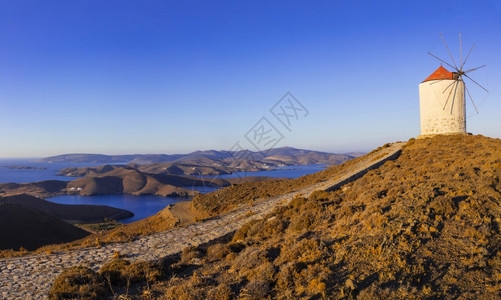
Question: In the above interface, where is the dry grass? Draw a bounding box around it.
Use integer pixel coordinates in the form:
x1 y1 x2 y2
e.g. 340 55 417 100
49 266 106 299
191 149 374 217
51 134 501 298
49 258 162 299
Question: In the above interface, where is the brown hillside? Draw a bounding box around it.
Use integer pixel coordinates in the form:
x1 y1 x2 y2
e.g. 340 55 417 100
138 160 233 175
66 167 277 198
57 164 127 177
67 168 200 197
0 203 90 251
0 180 67 197
0 168 263 199
52 134 501 299
0 194 133 223
191 146 376 217
149 134 501 299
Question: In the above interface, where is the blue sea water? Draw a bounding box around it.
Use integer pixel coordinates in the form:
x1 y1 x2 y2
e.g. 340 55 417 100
0 159 107 184
48 194 181 224
0 160 327 223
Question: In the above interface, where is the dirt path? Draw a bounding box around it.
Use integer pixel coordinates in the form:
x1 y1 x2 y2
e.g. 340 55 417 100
0 142 405 299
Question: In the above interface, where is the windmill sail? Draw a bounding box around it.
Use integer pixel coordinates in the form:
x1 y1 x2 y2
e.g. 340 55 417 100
426 33 487 114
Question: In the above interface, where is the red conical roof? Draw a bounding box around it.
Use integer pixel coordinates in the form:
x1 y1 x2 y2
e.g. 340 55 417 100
423 66 453 82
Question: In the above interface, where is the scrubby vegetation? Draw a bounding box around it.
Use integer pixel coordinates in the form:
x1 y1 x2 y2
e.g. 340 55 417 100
191 147 379 217
49 258 162 299
51 135 501 298
49 266 106 299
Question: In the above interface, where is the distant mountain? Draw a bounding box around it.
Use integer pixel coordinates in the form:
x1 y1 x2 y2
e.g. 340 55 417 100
0 168 277 199
343 151 366 158
66 168 203 197
65 168 277 197
57 155 349 178
57 165 128 177
37 153 192 164
263 146 352 165
38 147 359 165
37 154 138 164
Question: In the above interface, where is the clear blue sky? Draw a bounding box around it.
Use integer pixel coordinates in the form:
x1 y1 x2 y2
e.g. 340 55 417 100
1 0 500 158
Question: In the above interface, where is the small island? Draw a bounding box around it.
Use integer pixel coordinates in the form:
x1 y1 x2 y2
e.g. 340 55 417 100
3 165 47 170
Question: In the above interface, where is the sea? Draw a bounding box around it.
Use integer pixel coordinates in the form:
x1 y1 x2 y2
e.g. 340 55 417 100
0 159 327 223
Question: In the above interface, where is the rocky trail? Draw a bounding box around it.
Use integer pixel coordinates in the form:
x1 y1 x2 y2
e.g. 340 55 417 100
0 142 404 299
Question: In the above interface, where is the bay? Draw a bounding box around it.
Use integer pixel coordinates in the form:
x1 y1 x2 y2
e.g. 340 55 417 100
1 160 328 223
48 194 180 224
0 159 114 184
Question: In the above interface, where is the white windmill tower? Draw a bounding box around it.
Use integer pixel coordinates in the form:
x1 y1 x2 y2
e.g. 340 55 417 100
419 33 487 136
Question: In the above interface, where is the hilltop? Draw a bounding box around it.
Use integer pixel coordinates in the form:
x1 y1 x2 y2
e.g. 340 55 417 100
48 134 500 299
153 134 500 299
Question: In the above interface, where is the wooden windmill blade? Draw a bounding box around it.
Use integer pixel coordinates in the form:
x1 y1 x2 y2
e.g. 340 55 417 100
442 80 457 94
442 80 458 111
441 33 459 70
463 74 488 92
464 84 480 114
427 52 456 70
427 33 487 114
463 65 486 74
462 43 475 69
459 33 463 71
450 81 460 114
419 33 488 136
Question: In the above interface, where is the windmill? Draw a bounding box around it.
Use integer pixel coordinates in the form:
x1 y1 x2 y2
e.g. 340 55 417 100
418 33 488 136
